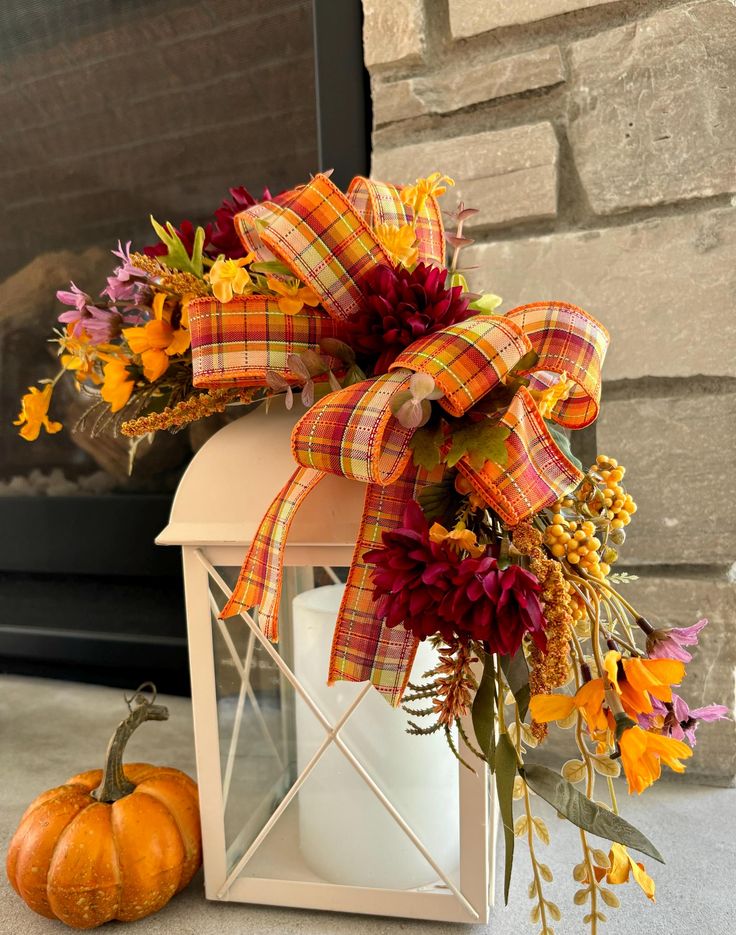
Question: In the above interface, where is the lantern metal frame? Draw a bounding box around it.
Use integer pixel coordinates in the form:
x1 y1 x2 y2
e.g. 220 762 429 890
158 409 497 924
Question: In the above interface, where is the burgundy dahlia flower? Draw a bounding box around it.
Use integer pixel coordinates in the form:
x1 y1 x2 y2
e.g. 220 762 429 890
350 262 472 375
207 186 260 258
365 500 547 657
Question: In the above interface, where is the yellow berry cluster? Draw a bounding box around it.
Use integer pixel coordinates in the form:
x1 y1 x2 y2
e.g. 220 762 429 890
590 455 637 529
543 514 610 579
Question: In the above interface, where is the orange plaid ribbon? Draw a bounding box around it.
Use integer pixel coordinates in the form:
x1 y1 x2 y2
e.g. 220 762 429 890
210 174 608 704
188 175 444 387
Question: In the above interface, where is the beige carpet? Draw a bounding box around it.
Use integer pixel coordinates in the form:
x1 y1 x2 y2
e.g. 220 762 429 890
1 675 733 934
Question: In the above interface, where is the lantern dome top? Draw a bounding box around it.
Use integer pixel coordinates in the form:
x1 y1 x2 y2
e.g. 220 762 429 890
156 403 363 547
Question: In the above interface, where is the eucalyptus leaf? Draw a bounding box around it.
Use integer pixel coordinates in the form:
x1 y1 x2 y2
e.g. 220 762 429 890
545 419 583 471
471 650 495 768
500 651 530 721
496 733 518 904
521 763 664 863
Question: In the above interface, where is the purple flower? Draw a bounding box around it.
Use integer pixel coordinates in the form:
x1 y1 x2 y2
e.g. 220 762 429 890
646 617 708 663
640 692 730 746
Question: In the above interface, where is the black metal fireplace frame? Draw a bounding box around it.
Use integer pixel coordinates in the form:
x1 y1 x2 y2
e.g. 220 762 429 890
0 0 370 695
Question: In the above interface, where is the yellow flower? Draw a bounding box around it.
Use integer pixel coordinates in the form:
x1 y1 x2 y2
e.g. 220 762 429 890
266 276 321 316
100 359 135 413
122 293 191 382
592 843 656 902
429 522 485 557
619 724 692 795
374 223 418 267
207 255 254 303
532 372 573 419
401 172 455 214
14 384 62 441
58 327 108 386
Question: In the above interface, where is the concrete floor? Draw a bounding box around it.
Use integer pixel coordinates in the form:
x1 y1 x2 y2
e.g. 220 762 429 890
1 675 734 935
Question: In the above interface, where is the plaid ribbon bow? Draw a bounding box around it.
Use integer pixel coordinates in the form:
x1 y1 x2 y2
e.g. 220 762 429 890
206 174 608 705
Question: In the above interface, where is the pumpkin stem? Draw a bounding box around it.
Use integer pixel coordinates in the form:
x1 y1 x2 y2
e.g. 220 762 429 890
95 682 169 803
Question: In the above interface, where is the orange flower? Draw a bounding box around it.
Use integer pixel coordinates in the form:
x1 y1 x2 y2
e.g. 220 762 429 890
592 843 656 901
531 651 686 737
605 651 685 715
14 384 62 441
530 678 609 733
619 724 692 794
100 359 135 412
266 276 320 316
123 293 190 381
429 522 485 558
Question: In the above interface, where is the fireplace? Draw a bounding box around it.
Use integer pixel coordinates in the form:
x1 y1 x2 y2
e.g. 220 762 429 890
0 0 369 693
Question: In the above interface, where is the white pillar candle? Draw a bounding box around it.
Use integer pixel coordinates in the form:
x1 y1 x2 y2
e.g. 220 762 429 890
292 584 460 889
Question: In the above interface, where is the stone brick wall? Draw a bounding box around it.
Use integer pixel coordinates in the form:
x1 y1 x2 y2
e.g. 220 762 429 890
363 0 736 784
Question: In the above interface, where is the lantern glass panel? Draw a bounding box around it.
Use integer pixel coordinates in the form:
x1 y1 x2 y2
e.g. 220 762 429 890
208 564 462 892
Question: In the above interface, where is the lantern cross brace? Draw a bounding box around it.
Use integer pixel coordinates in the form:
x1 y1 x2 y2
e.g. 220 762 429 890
208 594 285 808
196 551 480 920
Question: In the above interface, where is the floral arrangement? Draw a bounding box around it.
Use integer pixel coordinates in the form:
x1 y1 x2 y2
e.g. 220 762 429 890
18 169 728 933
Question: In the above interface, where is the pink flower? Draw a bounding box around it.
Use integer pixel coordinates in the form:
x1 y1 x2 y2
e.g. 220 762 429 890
56 282 89 310
646 617 708 663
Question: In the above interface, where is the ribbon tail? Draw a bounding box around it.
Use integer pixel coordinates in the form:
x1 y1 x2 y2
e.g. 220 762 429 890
328 467 428 706
221 466 326 639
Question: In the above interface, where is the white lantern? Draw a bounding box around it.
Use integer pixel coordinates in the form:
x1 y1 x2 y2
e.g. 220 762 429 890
157 404 497 923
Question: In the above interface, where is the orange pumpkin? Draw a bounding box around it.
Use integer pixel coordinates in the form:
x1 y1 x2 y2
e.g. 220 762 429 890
6 686 201 929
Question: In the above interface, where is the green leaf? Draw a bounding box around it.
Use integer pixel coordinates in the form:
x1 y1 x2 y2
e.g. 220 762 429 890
544 419 583 471
500 651 530 721
496 733 518 904
471 650 496 768
149 216 205 277
417 474 461 524
409 423 444 471
250 259 294 277
468 292 503 314
446 422 510 470
521 763 664 864
342 364 367 387
509 348 539 374
449 271 469 292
